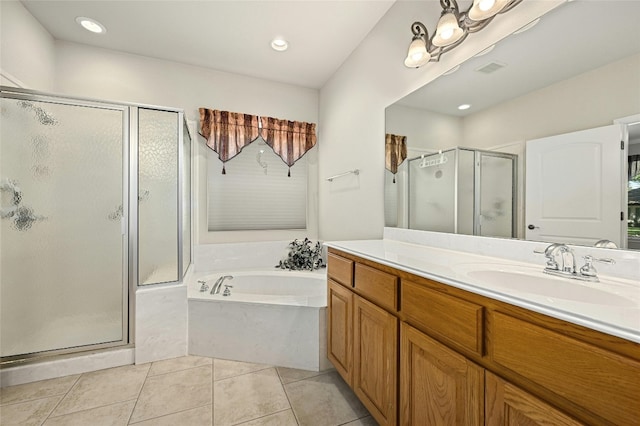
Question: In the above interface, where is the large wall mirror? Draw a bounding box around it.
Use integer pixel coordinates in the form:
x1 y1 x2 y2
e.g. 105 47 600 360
385 0 640 251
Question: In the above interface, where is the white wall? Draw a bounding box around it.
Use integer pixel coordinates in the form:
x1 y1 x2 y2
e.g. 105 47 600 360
317 0 563 241
462 53 640 148
53 41 320 244
0 1 55 89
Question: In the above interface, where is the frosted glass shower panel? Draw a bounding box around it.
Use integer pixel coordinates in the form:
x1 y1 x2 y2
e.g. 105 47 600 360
409 151 456 232
0 98 125 357
457 149 475 235
479 153 515 238
182 122 192 277
138 108 179 285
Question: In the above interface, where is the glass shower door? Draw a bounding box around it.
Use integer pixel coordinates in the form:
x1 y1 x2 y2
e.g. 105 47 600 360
0 96 127 358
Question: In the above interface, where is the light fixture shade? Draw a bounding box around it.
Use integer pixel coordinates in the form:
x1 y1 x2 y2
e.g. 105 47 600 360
433 12 464 47
468 0 510 21
404 37 431 68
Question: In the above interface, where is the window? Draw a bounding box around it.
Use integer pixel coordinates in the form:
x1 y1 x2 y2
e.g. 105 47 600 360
207 139 307 231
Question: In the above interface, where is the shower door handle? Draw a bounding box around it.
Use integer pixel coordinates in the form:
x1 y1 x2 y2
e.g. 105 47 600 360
528 224 539 230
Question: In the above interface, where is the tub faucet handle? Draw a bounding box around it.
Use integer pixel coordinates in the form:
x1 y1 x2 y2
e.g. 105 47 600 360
222 284 233 297
198 280 209 292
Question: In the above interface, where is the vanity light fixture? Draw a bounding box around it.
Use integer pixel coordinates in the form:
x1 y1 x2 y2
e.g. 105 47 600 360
271 38 289 52
75 17 106 34
404 0 522 68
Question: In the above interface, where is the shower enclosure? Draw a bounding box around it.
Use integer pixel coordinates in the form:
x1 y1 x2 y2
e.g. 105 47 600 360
0 87 191 363
408 147 517 238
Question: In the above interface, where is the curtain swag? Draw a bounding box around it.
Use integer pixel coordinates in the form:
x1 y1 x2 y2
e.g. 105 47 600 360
199 108 317 176
385 133 407 183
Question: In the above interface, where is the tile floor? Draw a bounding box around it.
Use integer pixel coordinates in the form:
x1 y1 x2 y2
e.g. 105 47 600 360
0 356 377 426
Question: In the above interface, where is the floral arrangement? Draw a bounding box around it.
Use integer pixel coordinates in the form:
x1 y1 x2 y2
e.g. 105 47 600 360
276 238 326 271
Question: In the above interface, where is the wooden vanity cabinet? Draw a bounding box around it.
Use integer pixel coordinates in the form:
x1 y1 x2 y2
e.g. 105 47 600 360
326 248 640 426
400 322 483 426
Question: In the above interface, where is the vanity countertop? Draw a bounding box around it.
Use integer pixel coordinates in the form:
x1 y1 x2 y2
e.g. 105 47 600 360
325 239 640 344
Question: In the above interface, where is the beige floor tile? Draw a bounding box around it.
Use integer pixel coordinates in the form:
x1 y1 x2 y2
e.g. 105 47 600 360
285 371 368 426
0 374 79 405
51 363 150 417
0 396 61 426
129 404 212 425
129 365 212 423
213 358 271 381
276 366 324 384
214 368 289 426
148 355 213 377
342 415 379 426
43 400 135 426
237 409 298 425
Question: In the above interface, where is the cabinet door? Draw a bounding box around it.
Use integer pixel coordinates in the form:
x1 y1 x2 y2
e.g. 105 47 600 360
353 295 398 426
400 323 483 426
485 371 585 426
328 279 353 385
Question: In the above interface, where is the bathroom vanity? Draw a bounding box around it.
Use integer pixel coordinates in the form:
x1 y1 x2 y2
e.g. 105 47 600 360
325 240 640 426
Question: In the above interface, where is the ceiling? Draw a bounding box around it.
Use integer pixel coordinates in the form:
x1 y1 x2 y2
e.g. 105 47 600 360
21 0 396 89
396 0 640 119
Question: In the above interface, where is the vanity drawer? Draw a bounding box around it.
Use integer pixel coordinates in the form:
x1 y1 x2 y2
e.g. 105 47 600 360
490 311 640 425
401 279 484 356
328 253 354 287
354 263 398 312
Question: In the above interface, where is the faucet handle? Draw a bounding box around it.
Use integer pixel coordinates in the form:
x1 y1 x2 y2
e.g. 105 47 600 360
579 255 615 278
198 280 209 292
222 284 233 297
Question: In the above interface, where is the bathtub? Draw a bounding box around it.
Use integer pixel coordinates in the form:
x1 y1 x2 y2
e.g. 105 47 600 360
187 269 331 371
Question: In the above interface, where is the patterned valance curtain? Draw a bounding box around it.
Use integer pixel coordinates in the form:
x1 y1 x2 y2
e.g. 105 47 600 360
629 155 640 180
199 109 317 176
199 109 261 174
260 117 317 177
385 133 407 183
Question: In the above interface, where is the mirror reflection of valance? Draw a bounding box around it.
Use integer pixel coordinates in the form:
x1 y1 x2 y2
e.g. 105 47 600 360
260 117 317 176
199 109 261 174
199 108 316 176
385 133 407 183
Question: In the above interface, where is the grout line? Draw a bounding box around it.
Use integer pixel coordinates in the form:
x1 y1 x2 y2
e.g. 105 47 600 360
232 408 293 426
279 377 300 426
43 373 83 422
127 402 212 425
211 362 214 426
213 365 274 383
47 398 138 420
126 362 152 424
147 361 214 379
277 368 333 386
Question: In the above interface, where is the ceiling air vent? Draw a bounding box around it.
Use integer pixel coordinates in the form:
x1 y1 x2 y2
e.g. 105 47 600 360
474 61 507 74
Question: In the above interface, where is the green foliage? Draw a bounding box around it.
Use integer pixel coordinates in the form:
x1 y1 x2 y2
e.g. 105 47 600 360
276 238 326 271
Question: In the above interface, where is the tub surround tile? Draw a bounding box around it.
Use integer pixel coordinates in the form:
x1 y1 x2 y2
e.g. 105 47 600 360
135 285 188 365
148 355 212 377
213 367 289 426
285 371 369 426
130 404 212 425
51 363 150 417
213 358 271 381
0 348 134 387
0 374 79 405
129 365 212 423
43 400 136 426
238 409 298 425
0 395 61 426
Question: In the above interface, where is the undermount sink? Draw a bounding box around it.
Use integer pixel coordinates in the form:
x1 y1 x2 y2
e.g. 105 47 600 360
458 265 637 307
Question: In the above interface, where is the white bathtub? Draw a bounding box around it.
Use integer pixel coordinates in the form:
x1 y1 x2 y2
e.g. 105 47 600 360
187 269 331 371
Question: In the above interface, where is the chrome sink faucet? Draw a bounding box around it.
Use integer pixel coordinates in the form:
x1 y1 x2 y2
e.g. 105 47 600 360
211 275 233 294
535 243 614 283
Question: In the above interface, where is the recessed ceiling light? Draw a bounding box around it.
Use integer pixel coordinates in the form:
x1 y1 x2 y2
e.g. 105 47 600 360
75 17 106 34
513 18 540 34
474 44 495 57
458 104 471 110
443 65 461 76
271 38 288 52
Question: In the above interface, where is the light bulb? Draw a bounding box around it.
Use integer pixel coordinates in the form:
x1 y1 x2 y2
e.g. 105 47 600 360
479 0 495 12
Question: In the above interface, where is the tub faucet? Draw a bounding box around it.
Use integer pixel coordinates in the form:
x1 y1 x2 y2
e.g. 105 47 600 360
211 275 233 294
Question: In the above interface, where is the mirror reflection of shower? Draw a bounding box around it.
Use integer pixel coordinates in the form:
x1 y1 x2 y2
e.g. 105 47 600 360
419 150 447 179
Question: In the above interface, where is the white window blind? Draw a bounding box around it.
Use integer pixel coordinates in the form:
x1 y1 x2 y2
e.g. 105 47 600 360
207 139 307 231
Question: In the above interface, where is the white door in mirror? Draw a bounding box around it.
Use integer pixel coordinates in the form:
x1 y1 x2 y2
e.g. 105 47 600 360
525 124 624 247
